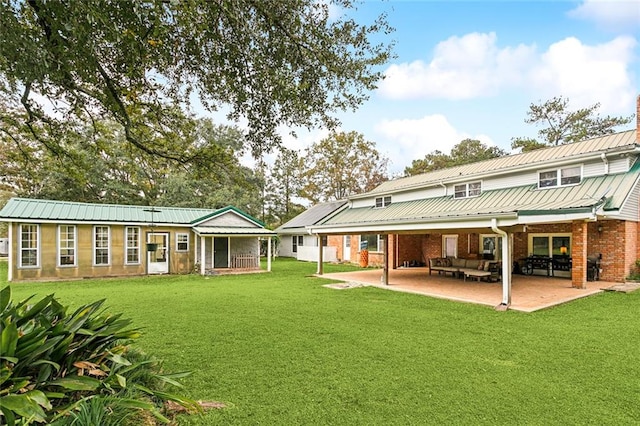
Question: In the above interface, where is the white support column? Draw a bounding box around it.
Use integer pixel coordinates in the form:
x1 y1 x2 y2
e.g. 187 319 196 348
491 218 511 308
382 234 389 285
500 233 511 306
7 222 13 282
267 237 272 272
316 234 324 275
200 236 205 275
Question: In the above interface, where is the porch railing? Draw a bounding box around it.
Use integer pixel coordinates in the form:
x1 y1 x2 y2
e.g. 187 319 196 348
232 253 259 269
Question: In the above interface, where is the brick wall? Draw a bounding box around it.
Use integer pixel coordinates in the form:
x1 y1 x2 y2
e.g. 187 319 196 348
571 221 587 288
396 234 424 265
328 235 343 260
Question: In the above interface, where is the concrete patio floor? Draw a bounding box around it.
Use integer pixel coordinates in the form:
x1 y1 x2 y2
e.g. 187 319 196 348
320 267 616 312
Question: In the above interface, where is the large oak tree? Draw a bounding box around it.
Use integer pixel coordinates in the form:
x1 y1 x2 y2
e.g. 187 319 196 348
0 0 393 160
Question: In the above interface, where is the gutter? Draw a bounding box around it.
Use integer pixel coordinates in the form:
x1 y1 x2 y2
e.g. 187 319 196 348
491 218 511 309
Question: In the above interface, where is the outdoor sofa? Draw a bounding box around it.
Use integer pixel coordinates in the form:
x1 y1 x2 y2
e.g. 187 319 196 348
429 257 500 282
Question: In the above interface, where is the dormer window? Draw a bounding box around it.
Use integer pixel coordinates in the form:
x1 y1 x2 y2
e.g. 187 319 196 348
454 182 481 199
375 196 391 208
539 166 581 188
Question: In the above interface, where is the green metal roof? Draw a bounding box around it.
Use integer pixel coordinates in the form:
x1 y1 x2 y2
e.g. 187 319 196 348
366 130 638 196
192 205 266 227
0 198 237 225
317 166 640 228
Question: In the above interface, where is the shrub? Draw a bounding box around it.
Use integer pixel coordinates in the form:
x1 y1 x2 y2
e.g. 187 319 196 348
0 286 199 425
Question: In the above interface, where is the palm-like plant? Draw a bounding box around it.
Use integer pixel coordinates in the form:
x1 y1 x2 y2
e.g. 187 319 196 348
0 286 199 425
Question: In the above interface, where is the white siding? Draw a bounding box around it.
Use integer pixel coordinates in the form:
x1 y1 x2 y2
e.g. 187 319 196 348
618 178 640 221
278 235 295 257
483 172 536 191
609 157 632 174
199 212 256 227
297 246 337 262
230 238 259 257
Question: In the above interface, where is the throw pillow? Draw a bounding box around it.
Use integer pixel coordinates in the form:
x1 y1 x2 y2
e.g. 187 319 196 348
477 261 484 270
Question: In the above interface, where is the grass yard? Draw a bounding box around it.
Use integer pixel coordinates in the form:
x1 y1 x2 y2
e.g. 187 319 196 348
2 258 640 425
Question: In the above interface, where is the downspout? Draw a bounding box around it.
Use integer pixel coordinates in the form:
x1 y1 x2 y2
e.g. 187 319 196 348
439 181 447 196
491 218 511 309
600 153 609 175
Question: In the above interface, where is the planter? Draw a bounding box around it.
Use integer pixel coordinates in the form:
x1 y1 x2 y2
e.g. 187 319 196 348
359 249 369 268
146 243 159 251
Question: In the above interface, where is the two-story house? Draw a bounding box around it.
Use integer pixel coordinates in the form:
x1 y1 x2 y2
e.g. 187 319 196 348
305 98 640 307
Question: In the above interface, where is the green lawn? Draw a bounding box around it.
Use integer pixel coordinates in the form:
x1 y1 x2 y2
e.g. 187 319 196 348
2 259 639 425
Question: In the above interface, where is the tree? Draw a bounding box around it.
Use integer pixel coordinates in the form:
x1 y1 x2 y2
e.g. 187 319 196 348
300 131 389 203
0 1 393 160
265 148 305 227
511 96 634 152
404 139 506 176
0 115 263 213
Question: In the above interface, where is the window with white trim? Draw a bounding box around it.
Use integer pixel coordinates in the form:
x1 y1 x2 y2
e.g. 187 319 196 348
454 181 481 199
125 227 140 264
176 233 189 251
360 234 382 252
375 196 392 208
292 235 304 253
94 226 110 265
58 225 76 266
539 166 581 188
19 224 39 267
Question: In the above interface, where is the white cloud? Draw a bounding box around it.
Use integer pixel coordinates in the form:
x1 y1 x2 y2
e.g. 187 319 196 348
378 32 637 115
378 32 536 100
568 0 640 32
374 115 495 173
529 36 637 114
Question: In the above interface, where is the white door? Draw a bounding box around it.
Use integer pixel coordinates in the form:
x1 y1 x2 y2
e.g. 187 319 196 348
343 236 351 261
443 235 458 258
147 232 169 274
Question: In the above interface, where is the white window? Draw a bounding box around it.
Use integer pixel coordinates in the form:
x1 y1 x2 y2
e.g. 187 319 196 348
292 235 303 253
94 226 110 266
539 166 581 188
125 227 140 264
176 233 189 251
360 234 382 252
19 224 39 267
58 225 76 266
454 182 481 199
375 196 392 208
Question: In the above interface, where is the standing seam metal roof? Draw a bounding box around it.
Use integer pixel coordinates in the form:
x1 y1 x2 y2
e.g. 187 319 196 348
0 198 225 225
275 200 347 231
368 130 638 195
318 166 640 227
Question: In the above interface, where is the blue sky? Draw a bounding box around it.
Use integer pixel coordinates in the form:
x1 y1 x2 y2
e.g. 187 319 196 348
272 0 640 175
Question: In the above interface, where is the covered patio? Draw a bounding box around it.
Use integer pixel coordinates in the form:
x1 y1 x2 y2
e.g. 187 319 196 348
320 267 613 312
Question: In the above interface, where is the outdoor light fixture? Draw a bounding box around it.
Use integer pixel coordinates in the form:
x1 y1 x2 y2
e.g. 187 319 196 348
144 207 162 251
597 224 603 233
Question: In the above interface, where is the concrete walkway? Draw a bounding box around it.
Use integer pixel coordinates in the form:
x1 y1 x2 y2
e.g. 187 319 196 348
320 267 615 312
